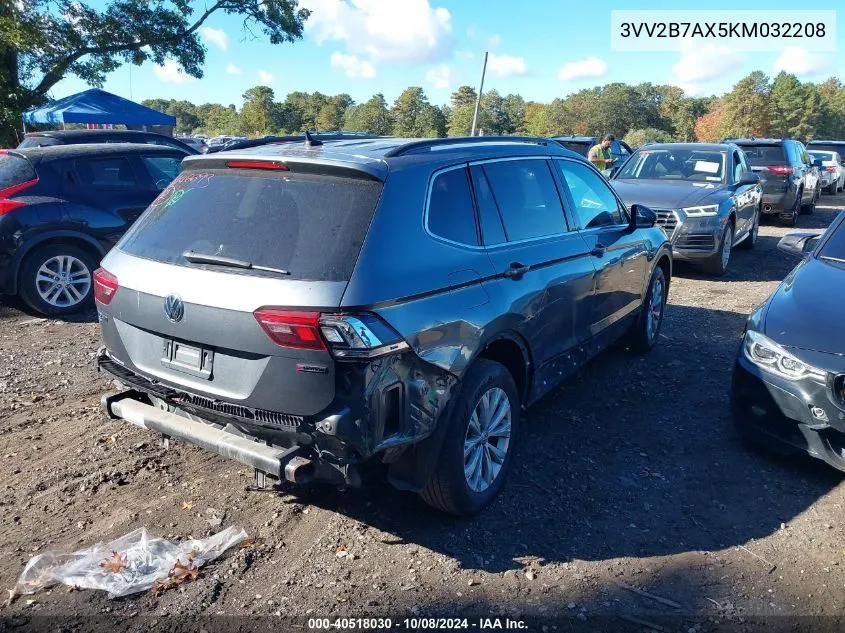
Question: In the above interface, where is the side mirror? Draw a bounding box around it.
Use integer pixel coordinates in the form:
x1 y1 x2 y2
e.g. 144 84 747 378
778 232 821 257
629 203 657 230
738 171 760 186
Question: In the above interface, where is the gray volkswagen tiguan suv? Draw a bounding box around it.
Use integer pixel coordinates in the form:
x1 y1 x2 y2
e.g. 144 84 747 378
96 136 672 515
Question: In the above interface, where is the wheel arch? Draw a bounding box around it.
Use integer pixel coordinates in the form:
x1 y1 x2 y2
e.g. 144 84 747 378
10 232 106 295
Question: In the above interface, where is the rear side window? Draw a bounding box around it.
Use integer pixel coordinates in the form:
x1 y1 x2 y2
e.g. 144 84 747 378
736 144 785 166
481 159 566 241
118 169 384 282
469 166 506 246
75 157 138 189
427 168 479 246
0 153 37 190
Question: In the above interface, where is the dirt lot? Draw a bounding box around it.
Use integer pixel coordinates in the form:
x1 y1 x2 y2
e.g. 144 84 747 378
1 195 844 632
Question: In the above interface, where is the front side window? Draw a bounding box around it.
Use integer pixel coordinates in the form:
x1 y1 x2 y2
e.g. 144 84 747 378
732 152 744 183
141 156 182 190
480 159 567 241
427 167 479 246
74 157 138 189
558 160 625 229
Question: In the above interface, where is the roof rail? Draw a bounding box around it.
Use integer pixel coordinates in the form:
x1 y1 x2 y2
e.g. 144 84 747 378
207 131 384 153
384 135 549 158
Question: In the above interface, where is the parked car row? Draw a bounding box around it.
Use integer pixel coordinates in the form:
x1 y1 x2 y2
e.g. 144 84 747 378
2 131 844 516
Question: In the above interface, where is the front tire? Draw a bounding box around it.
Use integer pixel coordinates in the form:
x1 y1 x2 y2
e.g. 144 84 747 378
781 190 800 227
626 264 667 353
421 359 520 516
737 208 760 250
801 190 816 215
703 221 733 276
18 244 96 316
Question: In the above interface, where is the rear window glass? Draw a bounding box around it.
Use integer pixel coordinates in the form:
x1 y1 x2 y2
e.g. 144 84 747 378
0 153 37 190
17 136 61 149
556 141 590 157
808 143 845 155
118 169 383 282
427 168 479 246
738 144 785 166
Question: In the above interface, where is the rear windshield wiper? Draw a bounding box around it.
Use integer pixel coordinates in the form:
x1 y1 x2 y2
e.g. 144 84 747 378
182 251 290 275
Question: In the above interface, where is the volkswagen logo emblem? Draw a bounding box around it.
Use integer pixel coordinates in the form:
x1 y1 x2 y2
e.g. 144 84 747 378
164 294 184 323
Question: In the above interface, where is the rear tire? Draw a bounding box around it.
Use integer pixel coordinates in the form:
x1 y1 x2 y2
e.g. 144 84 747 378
703 221 733 276
827 182 838 195
421 359 520 516
18 244 96 316
626 264 666 353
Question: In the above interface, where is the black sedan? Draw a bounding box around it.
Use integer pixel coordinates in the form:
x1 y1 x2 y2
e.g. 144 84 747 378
612 143 762 276
732 211 845 471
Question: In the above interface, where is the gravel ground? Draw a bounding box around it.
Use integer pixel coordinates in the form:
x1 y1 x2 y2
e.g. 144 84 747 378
1 194 844 632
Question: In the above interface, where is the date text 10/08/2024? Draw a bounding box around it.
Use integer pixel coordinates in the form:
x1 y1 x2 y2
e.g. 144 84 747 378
307 618 529 630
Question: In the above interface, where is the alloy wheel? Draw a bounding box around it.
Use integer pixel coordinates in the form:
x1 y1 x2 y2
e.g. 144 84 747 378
721 225 733 270
647 275 664 341
35 255 92 308
463 387 512 493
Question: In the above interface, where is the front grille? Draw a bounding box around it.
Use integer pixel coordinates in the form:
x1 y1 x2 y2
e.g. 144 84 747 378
98 355 305 429
676 233 716 251
654 209 679 239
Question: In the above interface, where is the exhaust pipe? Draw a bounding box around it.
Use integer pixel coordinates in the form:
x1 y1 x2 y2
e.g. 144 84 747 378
763 203 772 212
284 456 315 484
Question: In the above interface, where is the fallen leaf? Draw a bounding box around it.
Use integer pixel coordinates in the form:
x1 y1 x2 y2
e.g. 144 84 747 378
239 538 265 551
181 501 193 510
100 551 128 574
150 558 200 594
67 585 81 593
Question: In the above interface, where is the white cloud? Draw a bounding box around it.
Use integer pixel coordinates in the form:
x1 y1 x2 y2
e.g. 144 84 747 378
456 50 475 61
557 57 607 81
774 47 831 78
257 69 274 84
153 60 195 84
425 65 453 90
225 63 242 75
487 53 526 78
672 40 741 84
488 33 501 47
301 0 453 68
201 26 228 51
331 52 376 78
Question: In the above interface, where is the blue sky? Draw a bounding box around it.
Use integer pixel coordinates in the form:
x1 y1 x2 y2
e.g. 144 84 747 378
51 0 843 108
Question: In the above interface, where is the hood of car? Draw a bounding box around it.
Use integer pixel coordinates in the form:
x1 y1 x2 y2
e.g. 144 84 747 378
612 179 727 210
764 257 845 355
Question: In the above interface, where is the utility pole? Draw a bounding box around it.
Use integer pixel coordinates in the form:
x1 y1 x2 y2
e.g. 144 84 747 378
470 51 488 137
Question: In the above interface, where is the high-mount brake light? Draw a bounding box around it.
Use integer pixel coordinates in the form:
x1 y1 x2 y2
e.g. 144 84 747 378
226 160 289 170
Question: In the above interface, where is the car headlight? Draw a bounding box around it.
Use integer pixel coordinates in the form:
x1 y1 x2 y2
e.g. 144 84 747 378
743 330 826 381
681 205 719 217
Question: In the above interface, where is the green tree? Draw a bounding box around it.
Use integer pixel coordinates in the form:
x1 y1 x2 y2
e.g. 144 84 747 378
624 127 675 147
240 86 279 136
197 103 240 136
316 93 353 131
720 71 771 139
1 0 309 145
391 87 432 137
769 72 820 140
522 102 553 137
501 94 526 135
817 78 845 140
450 86 477 109
343 94 391 135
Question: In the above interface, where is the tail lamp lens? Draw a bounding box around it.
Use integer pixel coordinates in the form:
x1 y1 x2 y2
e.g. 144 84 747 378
253 309 326 350
93 268 119 305
767 165 794 176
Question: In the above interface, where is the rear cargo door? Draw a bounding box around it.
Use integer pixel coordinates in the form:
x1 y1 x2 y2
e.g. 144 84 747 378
99 162 383 417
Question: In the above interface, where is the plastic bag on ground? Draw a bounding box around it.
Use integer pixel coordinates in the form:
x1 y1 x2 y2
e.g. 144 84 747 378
14 526 248 598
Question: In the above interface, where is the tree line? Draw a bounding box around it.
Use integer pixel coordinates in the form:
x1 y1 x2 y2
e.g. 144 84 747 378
142 71 845 147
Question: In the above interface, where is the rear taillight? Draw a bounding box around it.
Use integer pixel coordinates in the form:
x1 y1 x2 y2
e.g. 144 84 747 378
0 177 38 216
254 308 408 358
826 166 838 173
93 268 119 305
767 165 794 176
254 309 325 350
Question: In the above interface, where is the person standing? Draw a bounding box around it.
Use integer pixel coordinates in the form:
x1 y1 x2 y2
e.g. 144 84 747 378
588 134 616 175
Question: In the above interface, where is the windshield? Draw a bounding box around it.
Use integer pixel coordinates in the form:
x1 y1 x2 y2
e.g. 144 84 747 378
616 148 727 183
818 219 845 263
118 168 383 282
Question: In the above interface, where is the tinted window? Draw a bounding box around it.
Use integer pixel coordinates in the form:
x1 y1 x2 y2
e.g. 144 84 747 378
819 221 845 262
0 153 37 190
617 147 727 183
141 156 182 190
736 144 786 166
732 152 743 182
808 143 845 155
469 165 506 246
555 141 590 157
558 160 625 229
17 136 61 149
481 160 566 241
427 168 479 246
738 150 751 175
75 157 138 189
118 169 383 282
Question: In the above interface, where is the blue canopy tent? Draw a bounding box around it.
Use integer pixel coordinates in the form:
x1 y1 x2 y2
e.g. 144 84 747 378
22 88 175 132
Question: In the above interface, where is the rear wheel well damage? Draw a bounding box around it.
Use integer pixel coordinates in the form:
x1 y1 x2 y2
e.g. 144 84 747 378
477 337 530 404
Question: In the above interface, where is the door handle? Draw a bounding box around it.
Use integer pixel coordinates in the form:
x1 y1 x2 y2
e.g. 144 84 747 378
591 243 606 257
503 262 530 278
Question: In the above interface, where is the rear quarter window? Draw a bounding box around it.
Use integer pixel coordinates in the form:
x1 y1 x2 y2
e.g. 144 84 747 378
118 168 384 282
427 167 479 246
